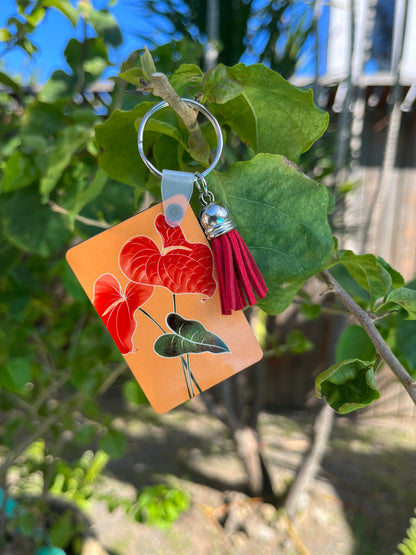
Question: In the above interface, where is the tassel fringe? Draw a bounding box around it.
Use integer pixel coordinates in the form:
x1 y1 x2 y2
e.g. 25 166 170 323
211 229 268 315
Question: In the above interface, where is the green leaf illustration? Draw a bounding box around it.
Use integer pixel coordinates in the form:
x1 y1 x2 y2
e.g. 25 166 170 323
315 359 380 414
207 153 334 315
154 313 230 358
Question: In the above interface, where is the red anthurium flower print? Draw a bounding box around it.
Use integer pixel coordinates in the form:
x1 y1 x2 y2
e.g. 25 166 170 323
119 214 216 299
93 273 153 355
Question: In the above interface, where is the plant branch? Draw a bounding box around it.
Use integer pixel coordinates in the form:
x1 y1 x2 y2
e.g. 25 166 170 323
320 269 416 405
149 72 210 157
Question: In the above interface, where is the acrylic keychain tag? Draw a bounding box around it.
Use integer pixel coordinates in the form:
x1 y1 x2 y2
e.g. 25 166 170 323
66 99 263 413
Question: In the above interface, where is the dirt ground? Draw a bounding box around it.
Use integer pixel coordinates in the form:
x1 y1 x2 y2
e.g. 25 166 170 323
88 393 416 555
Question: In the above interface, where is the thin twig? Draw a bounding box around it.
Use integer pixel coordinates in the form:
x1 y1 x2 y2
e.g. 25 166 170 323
48 200 111 229
280 511 312 555
96 363 128 396
320 270 416 405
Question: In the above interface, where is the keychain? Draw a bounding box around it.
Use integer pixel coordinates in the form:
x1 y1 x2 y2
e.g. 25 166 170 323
138 99 268 316
67 99 266 413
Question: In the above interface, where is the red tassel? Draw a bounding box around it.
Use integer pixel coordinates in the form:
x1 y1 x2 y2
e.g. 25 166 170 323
199 202 268 315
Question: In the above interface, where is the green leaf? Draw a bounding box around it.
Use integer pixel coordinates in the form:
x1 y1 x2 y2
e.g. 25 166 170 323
22 99 66 137
49 511 74 548
95 103 150 188
377 256 405 289
74 424 96 444
1 358 31 391
87 9 122 47
0 71 22 95
169 64 203 97
140 46 157 81
17 511 36 536
315 359 380 414
208 154 334 314
154 313 230 357
133 112 185 147
118 67 146 87
0 28 12 42
335 325 376 362
394 312 416 375
99 428 126 459
2 151 38 192
203 63 329 161
1 188 70 256
39 70 78 103
63 38 108 82
70 168 107 218
385 287 416 320
329 263 370 304
43 0 78 26
300 303 321 320
332 250 393 309
279 329 314 355
25 6 45 27
122 379 148 406
40 125 90 200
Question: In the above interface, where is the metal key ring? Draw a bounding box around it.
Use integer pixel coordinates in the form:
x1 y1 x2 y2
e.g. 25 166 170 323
137 99 223 180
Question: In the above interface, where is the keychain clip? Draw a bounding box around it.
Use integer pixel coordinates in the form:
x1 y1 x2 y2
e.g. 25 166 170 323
161 170 194 227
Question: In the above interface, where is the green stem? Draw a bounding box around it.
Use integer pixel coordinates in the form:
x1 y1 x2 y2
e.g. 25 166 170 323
186 354 195 397
180 357 192 398
138 308 166 333
186 354 202 394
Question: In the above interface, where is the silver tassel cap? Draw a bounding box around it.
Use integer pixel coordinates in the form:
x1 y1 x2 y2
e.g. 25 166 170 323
199 202 236 240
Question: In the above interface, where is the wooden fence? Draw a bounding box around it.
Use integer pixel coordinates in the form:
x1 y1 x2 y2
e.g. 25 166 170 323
343 167 416 417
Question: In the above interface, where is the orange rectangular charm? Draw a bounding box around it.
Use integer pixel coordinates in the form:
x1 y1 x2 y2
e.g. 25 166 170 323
66 203 263 413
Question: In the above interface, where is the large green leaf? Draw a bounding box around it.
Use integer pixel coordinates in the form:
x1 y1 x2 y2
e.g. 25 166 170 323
95 103 150 188
316 359 380 414
154 313 230 357
207 154 334 314
202 63 328 161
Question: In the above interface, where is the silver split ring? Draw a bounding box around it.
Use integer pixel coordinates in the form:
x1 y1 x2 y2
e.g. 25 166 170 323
137 99 223 179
